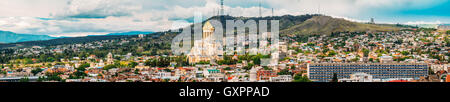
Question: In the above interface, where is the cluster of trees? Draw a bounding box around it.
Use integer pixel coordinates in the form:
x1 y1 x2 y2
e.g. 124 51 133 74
68 63 89 79
331 73 338 82
417 28 437 33
31 68 43 76
322 48 337 57
197 61 210 65
0 70 6 75
38 72 64 82
20 77 29 82
143 55 188 68
145 57 171 67
215 54 270 70
103 64 118 70
217 55 237 65
293 73 311 82
277 69 293 75
362 48 370 57
1 35 134 49
0 31 176 65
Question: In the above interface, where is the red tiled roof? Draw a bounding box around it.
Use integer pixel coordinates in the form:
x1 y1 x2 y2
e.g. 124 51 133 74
446 74 450 82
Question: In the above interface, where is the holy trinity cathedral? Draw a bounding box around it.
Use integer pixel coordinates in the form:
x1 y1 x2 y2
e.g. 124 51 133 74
187 21 224 64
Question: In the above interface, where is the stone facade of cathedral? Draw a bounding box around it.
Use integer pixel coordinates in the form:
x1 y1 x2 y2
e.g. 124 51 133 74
187 21 224 64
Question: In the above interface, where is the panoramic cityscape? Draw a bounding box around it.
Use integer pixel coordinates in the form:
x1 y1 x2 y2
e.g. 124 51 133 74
1 0 450 83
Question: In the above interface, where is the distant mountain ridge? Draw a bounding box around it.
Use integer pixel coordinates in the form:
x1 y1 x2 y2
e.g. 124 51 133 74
0 30 154 43
87 31 154 36
0 31 57 43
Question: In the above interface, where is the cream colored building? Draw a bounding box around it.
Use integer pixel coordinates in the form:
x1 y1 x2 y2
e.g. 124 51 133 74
106 52 114 65
187 21 223 64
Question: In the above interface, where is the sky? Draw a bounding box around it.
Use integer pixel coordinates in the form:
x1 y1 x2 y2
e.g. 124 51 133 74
0 0 450 37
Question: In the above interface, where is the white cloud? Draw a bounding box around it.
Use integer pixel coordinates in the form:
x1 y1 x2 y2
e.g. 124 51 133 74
57 0 142 18
266 0 446 17
0 0 68 17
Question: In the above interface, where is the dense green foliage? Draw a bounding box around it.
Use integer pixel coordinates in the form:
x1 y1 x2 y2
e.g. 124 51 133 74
31 68 43 75
331 73 338 82
0 35 133 48
293 73 311 82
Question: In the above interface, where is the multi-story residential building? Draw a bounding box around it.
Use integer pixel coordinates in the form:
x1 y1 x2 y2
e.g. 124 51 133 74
338 73 373 82
307 63 428 82
430 64 449 73
270 75 292 82
257 70 277 81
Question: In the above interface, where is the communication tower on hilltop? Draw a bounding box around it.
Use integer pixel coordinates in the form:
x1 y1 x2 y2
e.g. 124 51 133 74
272 8 274 18
370 18 375 24
220 0 224 16
259 0 262 18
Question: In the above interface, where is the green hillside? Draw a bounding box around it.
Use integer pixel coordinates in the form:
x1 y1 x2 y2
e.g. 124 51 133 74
280 16 401 35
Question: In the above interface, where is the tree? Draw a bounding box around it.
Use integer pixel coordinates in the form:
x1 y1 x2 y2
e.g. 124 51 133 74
328 50 337 56
163 68 172 72
103 64 117 70
224 67 232 70
263 66 271 70
217 55 237 65
20 77 29 82
243 63 254 71
362 48 370 57
31 68 43 76
37 76 45 82
0 70 6 75
46 57 56 62
277 69 292 75
394 39 403 44
44 72 63 82
331 73 338 82
197 61 210 65
78 63 90 70
134 69 140 75
145 59 157 67
97 74 103 78
293 73 311 82
27 58 34 64
290 65 296 70
251 56 261 65
429 67 435 75
351 57 360 62
446 30 450 34
129 61 138 68
401 51 410 56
